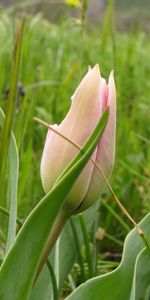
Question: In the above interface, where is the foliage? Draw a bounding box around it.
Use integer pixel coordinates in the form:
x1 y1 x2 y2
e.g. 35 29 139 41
0 6 150 299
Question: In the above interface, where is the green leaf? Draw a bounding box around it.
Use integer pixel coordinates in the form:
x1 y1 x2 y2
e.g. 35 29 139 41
130 248 150 300
30 265 52 300
31 202 99 300
0 107 19 252
0 109 109 300
145 285 150 300
66 212 150 300
0 19 25 193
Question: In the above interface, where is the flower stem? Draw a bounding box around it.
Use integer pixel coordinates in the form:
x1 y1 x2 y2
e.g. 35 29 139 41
35 209 68 283
69 217 86 282
102 199 130 232
79 214 94 278
46 259 58 300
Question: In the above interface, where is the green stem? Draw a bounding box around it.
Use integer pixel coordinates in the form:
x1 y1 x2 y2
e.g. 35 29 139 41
54 237 60 287
68 274 76 292
104 232 124 247
46 259 58 300
98 260 119 267
69 217 86 282
80 0 89 32
79 214 94 278
102 199 130 232
0 206 22 227
35 209 68 283
101 0 113 51
138 229 150 254
93 212 99 276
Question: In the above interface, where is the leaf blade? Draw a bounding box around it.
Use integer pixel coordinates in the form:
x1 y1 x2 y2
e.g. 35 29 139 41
66 213 150 300
0 109 109 300
0 19 25 193
0 107 19 252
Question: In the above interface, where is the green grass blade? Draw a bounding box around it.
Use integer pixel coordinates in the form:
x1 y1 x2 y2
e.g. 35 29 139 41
0 206 22 227
46 260 58 300
6 127 19 252
0 18 25 195
0 107 19 252
69 217 86 282
79 214 94 278
0 109 108 300
101 0 113 51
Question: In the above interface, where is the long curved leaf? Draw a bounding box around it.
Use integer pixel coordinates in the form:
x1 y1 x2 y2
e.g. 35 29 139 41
0 107 19 252
130 248 150 300
31 203 99 300
66 212 150 300
0 110 108 300
0 19 25 193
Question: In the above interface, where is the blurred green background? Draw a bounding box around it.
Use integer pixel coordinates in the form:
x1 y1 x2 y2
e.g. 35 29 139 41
0 0 150 293
0 0 150 31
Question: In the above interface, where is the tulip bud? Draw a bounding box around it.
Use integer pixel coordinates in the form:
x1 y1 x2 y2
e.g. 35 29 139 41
41 65 116 214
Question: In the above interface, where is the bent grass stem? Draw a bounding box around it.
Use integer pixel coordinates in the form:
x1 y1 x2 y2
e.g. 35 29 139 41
34 116 150 253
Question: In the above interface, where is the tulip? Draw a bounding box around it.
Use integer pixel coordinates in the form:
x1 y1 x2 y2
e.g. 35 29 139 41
41 64 116 214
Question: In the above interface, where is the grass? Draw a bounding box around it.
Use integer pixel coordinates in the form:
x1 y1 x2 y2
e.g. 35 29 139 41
0 5 150 296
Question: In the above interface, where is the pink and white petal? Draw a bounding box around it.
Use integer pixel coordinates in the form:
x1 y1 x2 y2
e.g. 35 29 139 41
77 71 116 212
41 65 103 212
40 124 59 192
101 78 109 112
